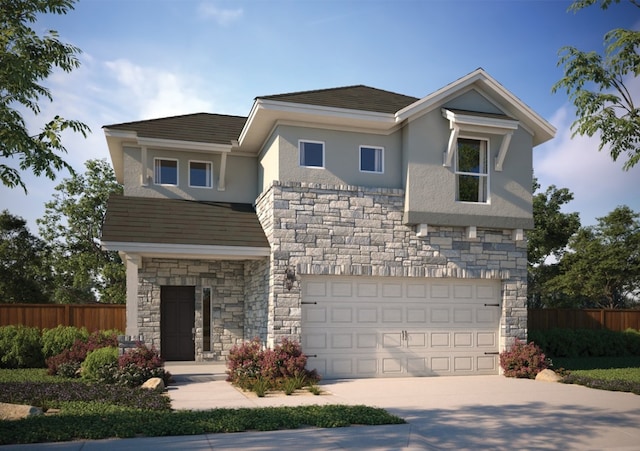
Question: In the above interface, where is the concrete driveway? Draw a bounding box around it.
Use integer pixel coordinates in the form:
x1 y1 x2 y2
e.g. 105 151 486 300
2 366 639 450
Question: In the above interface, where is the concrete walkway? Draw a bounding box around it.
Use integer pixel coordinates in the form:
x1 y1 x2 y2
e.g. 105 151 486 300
2 363 640 450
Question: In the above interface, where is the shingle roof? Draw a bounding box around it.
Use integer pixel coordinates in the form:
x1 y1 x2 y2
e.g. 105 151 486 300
102 195 269 248
258 85 419 114
103 113 247 145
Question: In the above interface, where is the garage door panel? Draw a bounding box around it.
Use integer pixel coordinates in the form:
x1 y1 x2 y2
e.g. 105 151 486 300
302 276 501 379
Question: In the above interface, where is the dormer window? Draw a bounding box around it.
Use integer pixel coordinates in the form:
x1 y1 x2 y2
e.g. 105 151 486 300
154 158 178 185
455 138 488 203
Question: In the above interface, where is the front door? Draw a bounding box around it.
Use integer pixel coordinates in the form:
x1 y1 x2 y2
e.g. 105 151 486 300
160 286 195 361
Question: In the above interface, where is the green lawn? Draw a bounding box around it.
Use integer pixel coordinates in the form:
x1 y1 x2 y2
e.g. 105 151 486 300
0 369 405 446
553 356 640 394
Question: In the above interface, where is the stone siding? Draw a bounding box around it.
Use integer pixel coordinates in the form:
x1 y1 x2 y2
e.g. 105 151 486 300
255 181 528 352
244 258 270 342
138 258 246 361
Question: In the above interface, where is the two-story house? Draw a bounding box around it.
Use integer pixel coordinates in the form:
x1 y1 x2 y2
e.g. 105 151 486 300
101 69 555 379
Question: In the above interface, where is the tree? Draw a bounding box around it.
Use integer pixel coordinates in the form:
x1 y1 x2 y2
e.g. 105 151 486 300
0 210 53 303
550 206 640 308
552 0 640 170
0 0 89 192
527 179 581 308
37 159 125 303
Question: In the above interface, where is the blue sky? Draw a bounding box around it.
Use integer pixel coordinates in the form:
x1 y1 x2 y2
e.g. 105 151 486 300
1 0 639 234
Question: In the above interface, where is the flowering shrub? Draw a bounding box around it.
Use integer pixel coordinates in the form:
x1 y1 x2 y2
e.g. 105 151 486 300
500 339 551 379
46 331 118 376
227 337 320 392
115 343 169 388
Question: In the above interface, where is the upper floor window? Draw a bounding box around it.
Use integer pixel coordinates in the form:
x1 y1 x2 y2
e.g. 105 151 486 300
154 158 178 185
299 140 324 168
360 146 384 173
189 160 212 188
455 138 488 203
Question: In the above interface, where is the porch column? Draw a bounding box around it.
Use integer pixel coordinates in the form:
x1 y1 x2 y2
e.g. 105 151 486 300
123 253 141 337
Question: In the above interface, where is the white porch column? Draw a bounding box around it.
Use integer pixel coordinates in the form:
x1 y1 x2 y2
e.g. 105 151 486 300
123 253 141 337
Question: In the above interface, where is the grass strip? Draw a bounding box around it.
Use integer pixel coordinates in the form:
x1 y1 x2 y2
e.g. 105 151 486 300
0 405 405 445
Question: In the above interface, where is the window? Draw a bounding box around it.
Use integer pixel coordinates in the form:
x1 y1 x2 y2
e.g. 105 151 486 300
455 138 488 203
299 140 324 168
154 158 178 185
360 146 384 173
189 161 212 188
203 287 211 352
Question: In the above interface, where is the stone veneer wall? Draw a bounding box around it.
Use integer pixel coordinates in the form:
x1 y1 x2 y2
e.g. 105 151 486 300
255 181 528 352
244 258 270 342
138 258 247 361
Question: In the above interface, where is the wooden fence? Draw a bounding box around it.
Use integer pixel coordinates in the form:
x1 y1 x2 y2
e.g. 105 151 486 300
0 304 125 332
528 309 640 331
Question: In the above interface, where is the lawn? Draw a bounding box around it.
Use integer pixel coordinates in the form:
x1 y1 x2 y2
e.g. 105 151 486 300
553 356 640 394
0 369 405 446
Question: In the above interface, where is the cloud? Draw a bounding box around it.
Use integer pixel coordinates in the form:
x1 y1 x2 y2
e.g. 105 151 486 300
198 2 243 26
534 96 640 226
104 59 213 120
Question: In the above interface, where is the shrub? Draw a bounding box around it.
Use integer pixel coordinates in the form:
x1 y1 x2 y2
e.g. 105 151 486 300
530 328 640 358
46 330 118 376
115 344 168 388
41 326 89 359
0 326 43 369
82 346 119 383
227 337 320 391
500 339 551 379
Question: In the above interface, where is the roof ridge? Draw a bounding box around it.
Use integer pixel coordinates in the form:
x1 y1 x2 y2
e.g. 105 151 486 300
104 112 247 129
258 84 417 101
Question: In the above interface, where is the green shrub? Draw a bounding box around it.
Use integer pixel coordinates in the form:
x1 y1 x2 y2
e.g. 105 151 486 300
41 326 89 359
530 328 640 358
46 330 118 376
500 339 551 379
0 326 43 368
82 346 119 383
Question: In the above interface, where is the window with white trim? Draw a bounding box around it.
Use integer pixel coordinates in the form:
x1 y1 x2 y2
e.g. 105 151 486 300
299 140 324 168
360 146 384 173
455 138 488 203
154 158 178 185
189 160 212 188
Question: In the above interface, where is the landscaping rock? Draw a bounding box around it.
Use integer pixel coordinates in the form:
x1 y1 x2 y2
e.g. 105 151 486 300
535 369 562 383
0 402 43 421
141 377 165 391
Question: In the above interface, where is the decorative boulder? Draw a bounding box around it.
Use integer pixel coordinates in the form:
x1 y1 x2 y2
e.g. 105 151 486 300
535 369 562 382
141 377 165 391
0 402 43 421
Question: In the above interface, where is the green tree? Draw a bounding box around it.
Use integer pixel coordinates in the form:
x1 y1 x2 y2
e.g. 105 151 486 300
0 0 89 192
550 206 640 308
37 159 125 304
552 0 640 170
527 179 581 308
0 210 53 303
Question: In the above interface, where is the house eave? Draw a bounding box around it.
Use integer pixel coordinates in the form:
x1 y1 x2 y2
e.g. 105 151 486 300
101 241 271 260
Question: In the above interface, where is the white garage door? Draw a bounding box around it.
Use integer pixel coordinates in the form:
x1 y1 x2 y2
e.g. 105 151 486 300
301 276 501 379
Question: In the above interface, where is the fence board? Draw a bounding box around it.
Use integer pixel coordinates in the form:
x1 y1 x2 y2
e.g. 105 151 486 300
0 304 125 331
528 309 640 331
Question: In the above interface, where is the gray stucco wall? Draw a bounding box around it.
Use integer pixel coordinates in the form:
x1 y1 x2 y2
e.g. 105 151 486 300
123 146 259 203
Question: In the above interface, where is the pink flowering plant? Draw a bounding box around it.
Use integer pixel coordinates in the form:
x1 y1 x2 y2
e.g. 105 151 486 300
227 337 320 393
499 338 551 379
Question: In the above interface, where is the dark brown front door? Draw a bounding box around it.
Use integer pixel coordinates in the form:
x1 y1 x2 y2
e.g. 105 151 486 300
160 286 195 361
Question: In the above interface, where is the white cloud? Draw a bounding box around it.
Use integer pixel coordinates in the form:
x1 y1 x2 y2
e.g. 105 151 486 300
198 2 243 26
534 99 640 227
104 59 213 120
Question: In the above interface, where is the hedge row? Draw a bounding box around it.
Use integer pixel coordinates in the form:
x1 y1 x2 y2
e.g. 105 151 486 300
529 328 640 358
0 325 121 369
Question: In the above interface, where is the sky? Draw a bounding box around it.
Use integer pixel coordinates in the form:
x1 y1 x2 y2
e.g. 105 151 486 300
1 0 639 235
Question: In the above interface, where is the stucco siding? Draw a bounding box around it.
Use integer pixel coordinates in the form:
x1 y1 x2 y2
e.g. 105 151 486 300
122 146 258 203
270 125 403 189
